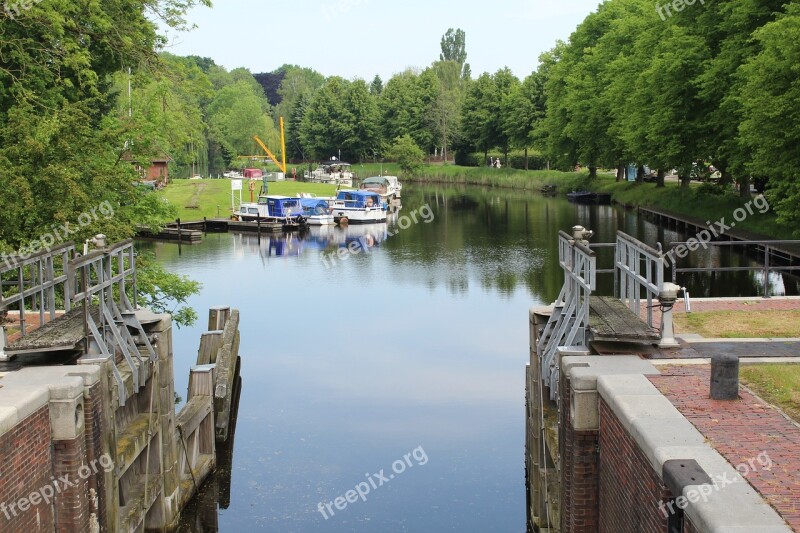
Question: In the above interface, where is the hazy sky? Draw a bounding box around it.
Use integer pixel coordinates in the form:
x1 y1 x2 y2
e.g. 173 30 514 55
161 0 601 80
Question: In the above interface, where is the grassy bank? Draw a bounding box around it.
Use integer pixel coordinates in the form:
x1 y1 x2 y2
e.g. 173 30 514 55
741 364 800 423
157 179 337 221
353 162 590 191
374 163 787 238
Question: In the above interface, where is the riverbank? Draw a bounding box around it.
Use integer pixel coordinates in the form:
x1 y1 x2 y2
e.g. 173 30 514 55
369 163 789 239
157 179 338 220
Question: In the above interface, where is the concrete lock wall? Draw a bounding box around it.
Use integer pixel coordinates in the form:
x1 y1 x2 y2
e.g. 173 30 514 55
0 305 237 533
534 354 795 533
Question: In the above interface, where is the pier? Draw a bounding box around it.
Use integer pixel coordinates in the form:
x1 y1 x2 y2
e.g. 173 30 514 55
0 239 242 531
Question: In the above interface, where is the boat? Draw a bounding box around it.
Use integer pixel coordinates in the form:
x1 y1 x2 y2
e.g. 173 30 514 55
299 198 335 225
330 190 387 224
236 195 307 228
540 184 557 195
567 191 612 205
304 157 354 187
359 176 402 202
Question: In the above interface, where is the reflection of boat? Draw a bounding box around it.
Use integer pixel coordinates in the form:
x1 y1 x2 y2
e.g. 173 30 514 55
567 191 612 205
330 190 387 224
299 198 334 225
360 176 402 201
303 157 354 187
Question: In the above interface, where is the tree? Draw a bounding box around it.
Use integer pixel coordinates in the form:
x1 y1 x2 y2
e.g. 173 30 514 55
440 28 471 79
739 3 800 230
0 0 208 325
460 69 518 163
370 75 384 95
207 80 280 168
502 72 545 169
379 70 439 154
386 135 425 175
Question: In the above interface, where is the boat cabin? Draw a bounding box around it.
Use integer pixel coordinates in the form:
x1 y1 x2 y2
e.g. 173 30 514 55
334 190 385 209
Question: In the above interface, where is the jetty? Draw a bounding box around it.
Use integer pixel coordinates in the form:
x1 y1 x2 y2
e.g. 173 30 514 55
0 239 242 531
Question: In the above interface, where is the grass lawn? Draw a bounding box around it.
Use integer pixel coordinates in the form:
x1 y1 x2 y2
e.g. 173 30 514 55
740 364 800 423
157 179 338 221
673 310 800 338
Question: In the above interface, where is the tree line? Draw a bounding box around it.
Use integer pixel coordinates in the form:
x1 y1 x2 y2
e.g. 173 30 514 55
3 2 800 234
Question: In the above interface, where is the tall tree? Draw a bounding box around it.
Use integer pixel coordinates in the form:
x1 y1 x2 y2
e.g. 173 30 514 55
739 3 800 229
440 28 471 79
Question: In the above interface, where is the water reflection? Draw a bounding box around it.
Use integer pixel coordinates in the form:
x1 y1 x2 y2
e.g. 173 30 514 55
142 183 797 532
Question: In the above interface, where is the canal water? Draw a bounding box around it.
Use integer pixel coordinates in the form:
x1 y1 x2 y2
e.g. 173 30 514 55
141 184 798 532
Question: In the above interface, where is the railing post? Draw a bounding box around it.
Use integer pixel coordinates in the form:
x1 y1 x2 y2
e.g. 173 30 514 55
764 245 770 299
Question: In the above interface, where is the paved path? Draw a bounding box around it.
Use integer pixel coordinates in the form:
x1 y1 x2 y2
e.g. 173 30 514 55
650 365 800 531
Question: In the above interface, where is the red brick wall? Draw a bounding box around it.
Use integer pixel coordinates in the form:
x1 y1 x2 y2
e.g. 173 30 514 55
84 382 108 532
599 398 671 532
560 377 600 532
0 406 56 531
53 436 90 532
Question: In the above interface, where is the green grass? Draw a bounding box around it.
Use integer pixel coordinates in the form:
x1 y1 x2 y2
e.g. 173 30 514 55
158 179 338 221
352 162 590 191
740 364 800 423
591 178 786 237
673 310 800 338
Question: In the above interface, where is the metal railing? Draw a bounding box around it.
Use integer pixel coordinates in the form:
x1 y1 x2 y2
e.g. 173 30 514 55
667 240 800 298
617 232 665 329
69 240 156 405
537 231 596 400
0 242 75 336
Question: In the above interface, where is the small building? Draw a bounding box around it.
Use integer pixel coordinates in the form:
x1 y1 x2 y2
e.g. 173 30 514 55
122 153 172 187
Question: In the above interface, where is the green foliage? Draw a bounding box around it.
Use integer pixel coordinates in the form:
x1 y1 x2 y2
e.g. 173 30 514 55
739 2 800 231
135 252 201 327
385 135 425 175
0 0 209 322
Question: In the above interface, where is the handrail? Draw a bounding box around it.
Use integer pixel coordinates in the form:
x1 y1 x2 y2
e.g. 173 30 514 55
667 239 800 298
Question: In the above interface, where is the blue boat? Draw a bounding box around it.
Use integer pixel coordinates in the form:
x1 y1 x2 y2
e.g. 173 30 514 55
299 198 335 225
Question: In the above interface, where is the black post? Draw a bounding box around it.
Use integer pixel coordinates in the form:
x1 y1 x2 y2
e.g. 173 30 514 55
711 353 739 400
257 215 261 245
177 218 182 255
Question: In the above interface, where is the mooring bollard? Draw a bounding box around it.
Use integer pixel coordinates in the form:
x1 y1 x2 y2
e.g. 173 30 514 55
710 353 739 400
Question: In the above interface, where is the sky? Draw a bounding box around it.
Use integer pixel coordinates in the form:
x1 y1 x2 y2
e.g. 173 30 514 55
160 0 601 80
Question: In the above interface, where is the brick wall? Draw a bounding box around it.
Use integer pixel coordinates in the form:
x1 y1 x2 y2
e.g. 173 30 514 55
52 436 89 532
560 376 600 532
598 398 671 532
84 382 108 532
0 406 55 531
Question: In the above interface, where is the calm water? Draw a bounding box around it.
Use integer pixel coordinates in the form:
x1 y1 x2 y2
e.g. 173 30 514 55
141 184 798 532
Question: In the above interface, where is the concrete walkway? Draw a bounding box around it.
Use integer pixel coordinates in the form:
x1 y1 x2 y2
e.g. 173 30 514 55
650 365 800 531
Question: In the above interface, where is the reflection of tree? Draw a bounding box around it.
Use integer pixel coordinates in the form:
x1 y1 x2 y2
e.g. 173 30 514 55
383 185 800 301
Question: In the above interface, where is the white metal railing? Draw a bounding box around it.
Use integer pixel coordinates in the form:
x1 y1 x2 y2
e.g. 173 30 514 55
537 231 596 400
615 231 665 329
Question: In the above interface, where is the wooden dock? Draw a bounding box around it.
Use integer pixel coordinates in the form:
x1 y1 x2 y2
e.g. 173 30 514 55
589 295 661 343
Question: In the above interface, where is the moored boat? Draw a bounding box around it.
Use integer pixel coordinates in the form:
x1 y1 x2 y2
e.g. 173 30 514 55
330 190 387 224
236 195 307 228
304 157 354 187
299 198 335 225
359 175 402 202
566 191 612 205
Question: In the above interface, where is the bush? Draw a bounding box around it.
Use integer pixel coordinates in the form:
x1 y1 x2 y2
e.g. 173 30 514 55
385 135 425 175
